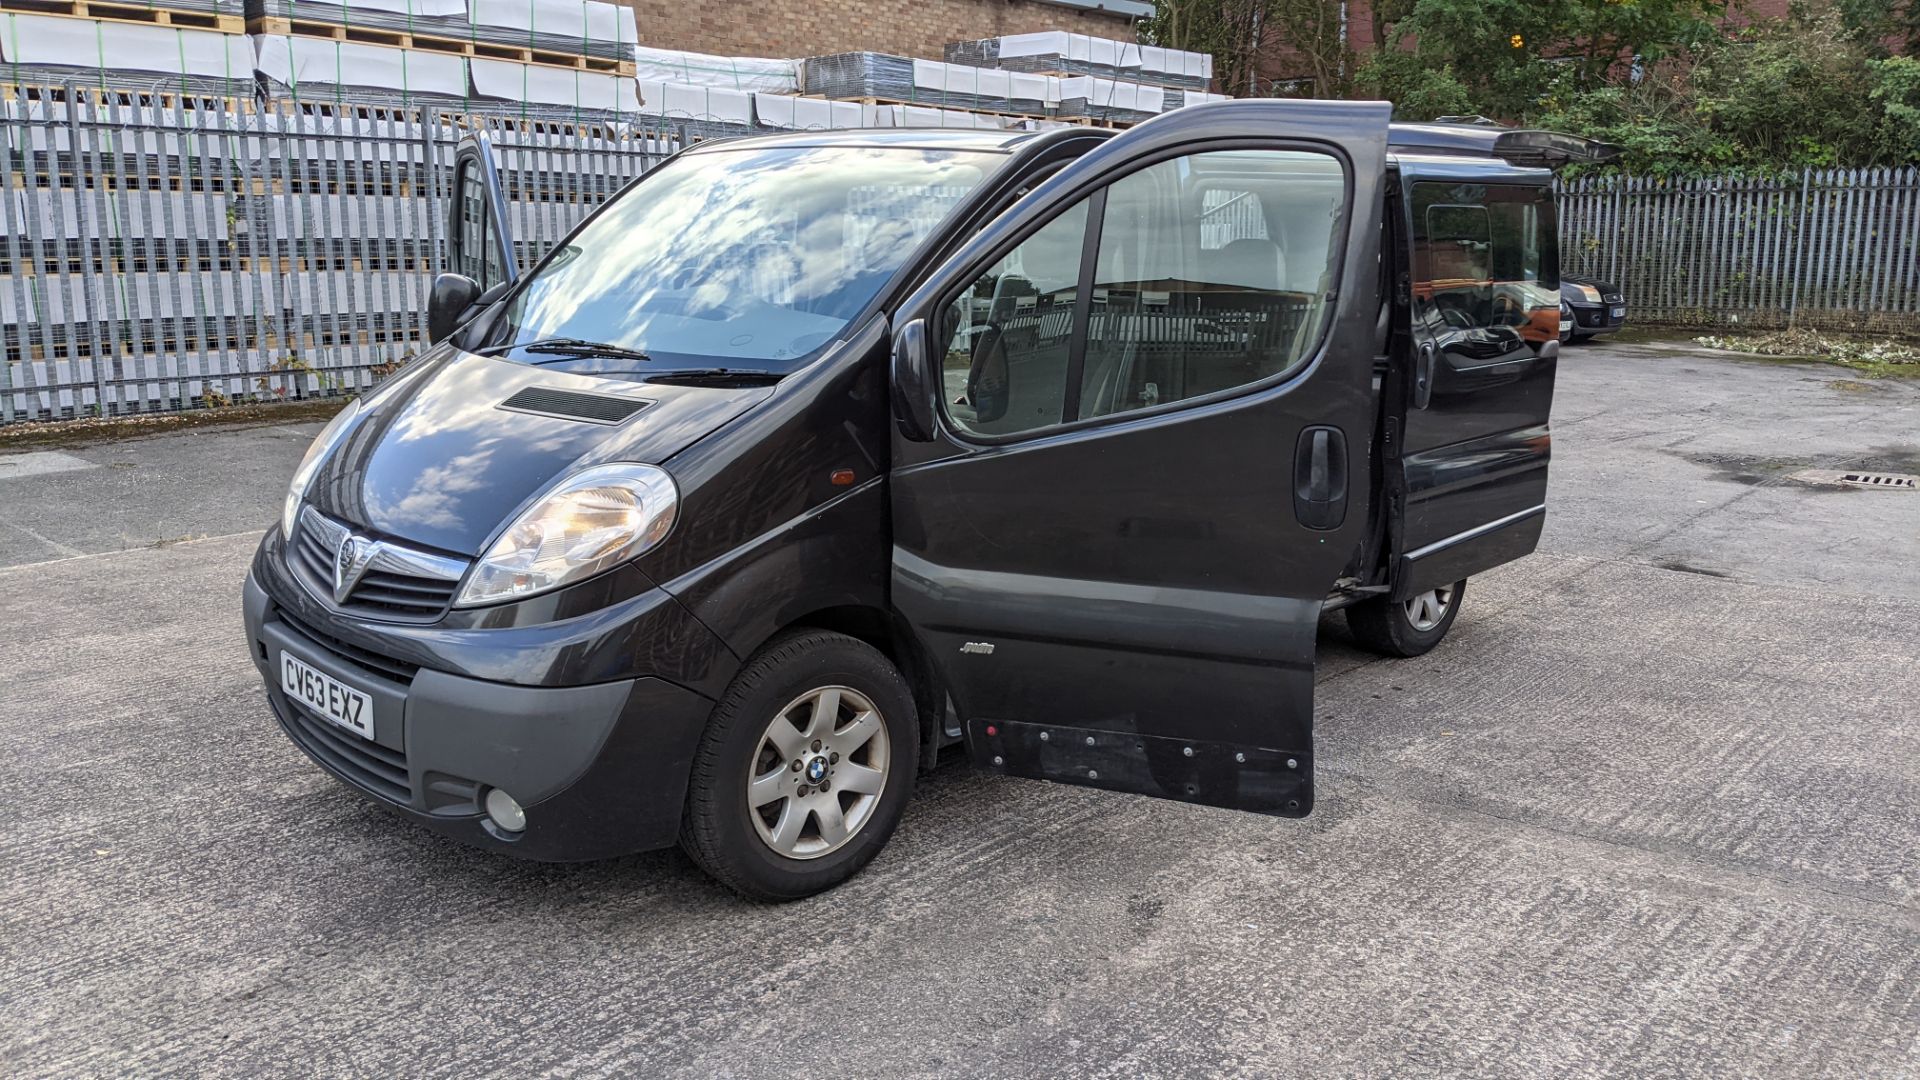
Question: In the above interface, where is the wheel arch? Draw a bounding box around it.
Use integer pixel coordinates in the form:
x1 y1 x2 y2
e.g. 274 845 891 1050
781 604 948 774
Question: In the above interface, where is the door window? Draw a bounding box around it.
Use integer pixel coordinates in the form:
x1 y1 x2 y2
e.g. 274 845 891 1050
1079 150 1344 419
937 201 1089 437
936 149 1347 438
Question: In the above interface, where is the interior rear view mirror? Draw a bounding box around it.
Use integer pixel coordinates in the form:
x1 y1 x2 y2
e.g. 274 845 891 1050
428 272 481 344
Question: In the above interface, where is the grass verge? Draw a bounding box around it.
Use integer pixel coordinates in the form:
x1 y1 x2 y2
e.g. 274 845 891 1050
0 398 350 452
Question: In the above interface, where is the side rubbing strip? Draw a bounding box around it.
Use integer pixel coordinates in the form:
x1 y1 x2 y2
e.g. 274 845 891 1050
971 718 1312 817
1404 504 1546 561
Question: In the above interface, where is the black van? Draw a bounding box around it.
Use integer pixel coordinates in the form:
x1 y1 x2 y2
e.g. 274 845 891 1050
244 101 1597 900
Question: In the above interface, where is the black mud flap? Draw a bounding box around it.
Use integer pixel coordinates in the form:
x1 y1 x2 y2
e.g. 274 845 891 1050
969 718 1313 817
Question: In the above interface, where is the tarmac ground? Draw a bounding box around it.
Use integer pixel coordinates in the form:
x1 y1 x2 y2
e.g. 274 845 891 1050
2 339 1916 1077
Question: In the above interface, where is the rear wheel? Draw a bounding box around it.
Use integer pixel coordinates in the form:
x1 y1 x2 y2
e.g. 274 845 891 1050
1345 580 1466 657
680 629 919 901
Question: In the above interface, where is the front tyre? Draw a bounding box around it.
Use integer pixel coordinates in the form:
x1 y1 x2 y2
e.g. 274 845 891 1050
680 629 919 901
1345 580 1466 658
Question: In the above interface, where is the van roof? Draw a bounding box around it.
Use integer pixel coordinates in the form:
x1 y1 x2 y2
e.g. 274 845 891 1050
680 128 1052 156
677 114 1617 169
1388 122 1621 167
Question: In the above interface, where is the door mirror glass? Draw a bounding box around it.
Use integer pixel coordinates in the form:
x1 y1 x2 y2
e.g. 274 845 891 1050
428 272 481 344
938 201 1088 437
452 160 494 289
1079 149 1344 420
891 318 935 442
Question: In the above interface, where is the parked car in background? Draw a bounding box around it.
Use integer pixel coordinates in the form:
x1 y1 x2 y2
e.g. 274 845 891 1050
1562 275 1625 340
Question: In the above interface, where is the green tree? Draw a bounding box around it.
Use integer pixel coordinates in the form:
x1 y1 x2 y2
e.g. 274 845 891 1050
1352 51 1477 118
1263 0 1355 96
1835 0 1920 55
1144 0 1271 95
1694 8 1892 166
1148 0 1920 172
1144 0 1355 97
1380 0 1724 117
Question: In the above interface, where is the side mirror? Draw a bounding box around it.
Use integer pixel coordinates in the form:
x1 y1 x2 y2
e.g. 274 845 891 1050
428 272 481 345
891 318 935 442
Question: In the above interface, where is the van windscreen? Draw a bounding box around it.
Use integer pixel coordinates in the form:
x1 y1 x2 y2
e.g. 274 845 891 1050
493 145 999 373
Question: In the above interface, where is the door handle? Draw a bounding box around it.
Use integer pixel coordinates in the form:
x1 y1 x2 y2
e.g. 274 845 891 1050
1293 426 1348 531
1413 342 1437 410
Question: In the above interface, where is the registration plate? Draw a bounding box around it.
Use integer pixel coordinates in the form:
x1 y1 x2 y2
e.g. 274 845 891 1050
280 652 375 740
1611 306 1626 318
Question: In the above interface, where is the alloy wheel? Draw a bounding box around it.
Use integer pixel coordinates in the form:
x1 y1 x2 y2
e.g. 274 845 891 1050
746 685 890 860
1402 585 1456 632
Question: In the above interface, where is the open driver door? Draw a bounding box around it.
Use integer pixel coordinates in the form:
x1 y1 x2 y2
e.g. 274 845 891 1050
429 133 519 344
888 100 1393 816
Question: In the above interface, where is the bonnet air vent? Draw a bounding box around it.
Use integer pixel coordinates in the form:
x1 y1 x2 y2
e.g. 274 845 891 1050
497 387 651 425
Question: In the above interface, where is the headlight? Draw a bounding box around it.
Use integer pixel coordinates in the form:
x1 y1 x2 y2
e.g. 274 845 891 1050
1579 284 1602 303
455 463 678 608
282 397 361 540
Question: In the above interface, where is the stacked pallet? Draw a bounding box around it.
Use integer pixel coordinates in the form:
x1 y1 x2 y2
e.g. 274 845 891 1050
247 0 633 71
248 0 638 113
787 34 1222 128
800 53 1056 117
947 32 1212 91
946 31 1219 123
633 43 796 93
0 0 251 96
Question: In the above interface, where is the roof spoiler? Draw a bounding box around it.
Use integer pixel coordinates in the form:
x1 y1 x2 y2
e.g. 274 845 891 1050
1490 130 1623 168
1396 118 1624 168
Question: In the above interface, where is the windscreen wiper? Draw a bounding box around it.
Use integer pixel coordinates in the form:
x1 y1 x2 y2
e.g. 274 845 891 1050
644 368 783 386
478 337 654 363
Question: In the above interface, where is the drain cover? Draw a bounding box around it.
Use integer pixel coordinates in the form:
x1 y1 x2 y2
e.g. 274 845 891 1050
1839 472 1918 489
1789 468 1920 490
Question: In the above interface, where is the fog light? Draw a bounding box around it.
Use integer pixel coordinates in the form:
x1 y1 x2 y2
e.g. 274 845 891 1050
484 788 526 833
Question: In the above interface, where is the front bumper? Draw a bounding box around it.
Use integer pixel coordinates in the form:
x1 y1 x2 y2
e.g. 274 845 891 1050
244 566 719 862
1569 300 1626 334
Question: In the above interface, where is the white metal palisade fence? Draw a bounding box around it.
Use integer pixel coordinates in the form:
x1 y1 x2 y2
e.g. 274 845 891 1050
1556 168 1920 334
2 81 668 424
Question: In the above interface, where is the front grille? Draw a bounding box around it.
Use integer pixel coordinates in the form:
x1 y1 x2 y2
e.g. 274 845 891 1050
345 568 460 618
290 508 466 622
276 693 413 804
277 608 421 684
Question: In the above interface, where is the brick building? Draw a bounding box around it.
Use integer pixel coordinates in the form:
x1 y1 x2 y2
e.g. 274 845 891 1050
621 0 1152 61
